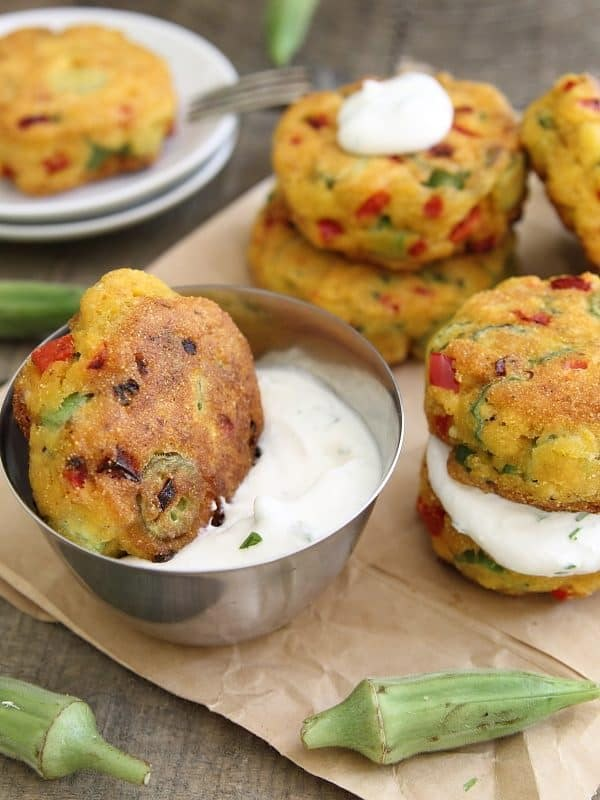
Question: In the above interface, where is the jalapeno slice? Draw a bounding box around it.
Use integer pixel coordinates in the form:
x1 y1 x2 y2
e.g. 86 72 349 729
137 453 200 541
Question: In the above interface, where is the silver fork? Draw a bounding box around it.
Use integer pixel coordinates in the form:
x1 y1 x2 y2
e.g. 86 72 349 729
187 66 312 121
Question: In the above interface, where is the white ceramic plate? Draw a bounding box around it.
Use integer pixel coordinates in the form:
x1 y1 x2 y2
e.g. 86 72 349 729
0 7 237 223
0 133 237 241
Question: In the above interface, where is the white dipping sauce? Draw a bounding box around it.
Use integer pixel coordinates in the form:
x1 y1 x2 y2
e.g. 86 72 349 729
337 73 454 156
427 435 600 577
126 364 382 571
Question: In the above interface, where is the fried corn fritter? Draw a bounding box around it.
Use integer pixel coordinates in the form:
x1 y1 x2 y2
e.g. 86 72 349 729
0 26 176 195
13 269 263 561
273 74 526 271
521 73 600 267
248 189 515 364
424 273 600 511
416 462 600 599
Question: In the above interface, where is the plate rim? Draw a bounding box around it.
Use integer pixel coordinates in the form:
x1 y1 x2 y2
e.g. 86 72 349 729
0 6 238 223
0 129 237 241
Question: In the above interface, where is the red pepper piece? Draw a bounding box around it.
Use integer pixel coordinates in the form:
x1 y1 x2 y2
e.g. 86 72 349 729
423 194 444 219
63 456 87 489
416 495 445 537
87 343 107 370
306 113 329 129
388 154 405 163
1 165 15 179
117 104 134 125
290 134 303 145
454 105 474 113
452 122 481 137
408 239 428 257
432 413 453 439
449 206 481 243
551 587 572 601
42 152 70 174
429 352 460 391
317 218 344 243
565 358 588 369
218 413 234 432
413 285 434 297
18 114 55 130
562 79 578 92
514 309 552 325
31 334 75 373
579 98 600 111
428 142 454 157
356 191 391 219
467 234 496 253
550 275 591 291
379 293 401 312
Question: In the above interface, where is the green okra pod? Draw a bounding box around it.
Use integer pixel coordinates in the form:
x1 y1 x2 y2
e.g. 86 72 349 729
0 281 83 339
301 670 600 764
0 676 150 784
266 0 319 66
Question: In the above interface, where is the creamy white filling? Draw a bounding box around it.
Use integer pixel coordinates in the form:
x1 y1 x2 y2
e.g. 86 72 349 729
125 364 382 571
426 436 600 577
337 73 453 156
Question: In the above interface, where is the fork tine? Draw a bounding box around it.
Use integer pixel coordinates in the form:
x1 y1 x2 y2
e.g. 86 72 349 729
187 83 311 120
188 79 311 112
187 66 311 115
189 68 310 110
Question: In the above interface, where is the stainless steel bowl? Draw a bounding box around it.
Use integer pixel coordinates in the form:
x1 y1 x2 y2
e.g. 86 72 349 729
0 286 403 646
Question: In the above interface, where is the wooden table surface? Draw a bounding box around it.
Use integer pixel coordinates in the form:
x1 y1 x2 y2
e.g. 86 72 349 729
1 2 599 798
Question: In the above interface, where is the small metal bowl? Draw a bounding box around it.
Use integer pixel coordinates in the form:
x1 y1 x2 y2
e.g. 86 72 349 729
0 286 403 646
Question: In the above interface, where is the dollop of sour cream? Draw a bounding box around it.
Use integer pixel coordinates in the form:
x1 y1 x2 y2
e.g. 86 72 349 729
126 364 382 571
337 73 454 156
427 436 600 577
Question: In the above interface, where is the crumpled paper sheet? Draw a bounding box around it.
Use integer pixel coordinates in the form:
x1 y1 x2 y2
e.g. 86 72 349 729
0 177 598 800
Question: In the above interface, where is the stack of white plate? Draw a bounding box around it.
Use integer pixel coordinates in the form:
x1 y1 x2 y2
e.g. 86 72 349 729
0 8 239 241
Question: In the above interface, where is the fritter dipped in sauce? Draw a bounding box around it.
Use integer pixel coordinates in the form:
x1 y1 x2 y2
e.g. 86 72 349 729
13 269 263 561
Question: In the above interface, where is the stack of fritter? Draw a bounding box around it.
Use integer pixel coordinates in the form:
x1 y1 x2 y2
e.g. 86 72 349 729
249 74 527 364
419 272 600 599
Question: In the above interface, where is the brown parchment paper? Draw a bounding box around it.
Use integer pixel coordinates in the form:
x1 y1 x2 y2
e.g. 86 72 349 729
0 176 599 800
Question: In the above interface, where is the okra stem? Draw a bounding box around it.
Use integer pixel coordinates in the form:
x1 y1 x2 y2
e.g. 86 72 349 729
0 676 150 784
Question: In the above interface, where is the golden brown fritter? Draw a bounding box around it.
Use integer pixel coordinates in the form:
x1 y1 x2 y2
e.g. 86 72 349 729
0 26 176 195
273 73 526 271
248 189 515 364
424 273 600 511
521 73 600 267
416 461 600 599
13 269 263 561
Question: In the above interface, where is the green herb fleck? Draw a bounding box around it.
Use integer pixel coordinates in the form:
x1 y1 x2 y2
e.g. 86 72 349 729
317 172 336 189
568 528 581 541
240 531 263 549
374 214 393 230
86 141 131 171
455 549 505 573
501 463 518 474
589 293 600 318
423 168 470 190
40 392 93 429
464 777 478 793
454 444 475 469
537 112 556 130
575 512 589 522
